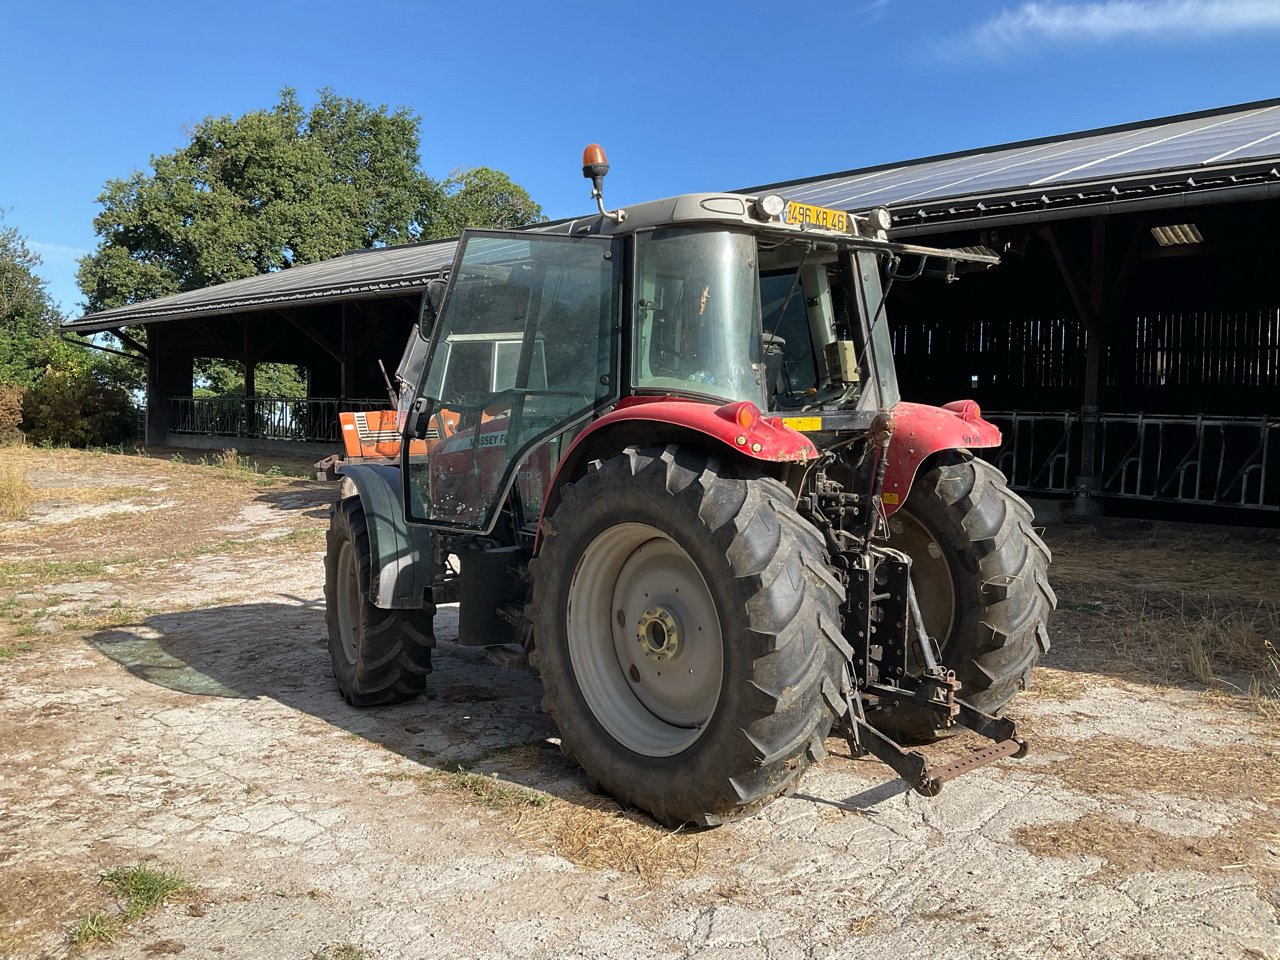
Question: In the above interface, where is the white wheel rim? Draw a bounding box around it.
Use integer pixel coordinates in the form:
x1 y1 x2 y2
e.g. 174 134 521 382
888 509 956 646
566 522 723 757
336 540 361 665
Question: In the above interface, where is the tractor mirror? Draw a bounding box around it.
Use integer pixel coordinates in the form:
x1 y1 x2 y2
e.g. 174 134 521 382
418 279 448 339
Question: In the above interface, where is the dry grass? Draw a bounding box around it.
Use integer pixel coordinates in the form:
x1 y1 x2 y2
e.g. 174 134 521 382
1013 811 1280 884
0 465 35 520
512 794 709 885
394 765 712 885
1051 526 1280 603
1034 733 1280 804
1088 600 1280 716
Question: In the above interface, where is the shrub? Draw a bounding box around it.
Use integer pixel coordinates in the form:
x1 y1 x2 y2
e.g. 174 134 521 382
0 383 23 444
20 367 136 448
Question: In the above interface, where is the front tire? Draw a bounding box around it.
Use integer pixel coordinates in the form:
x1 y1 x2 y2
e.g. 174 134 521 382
880 454 1055 738
529 445 847 827
324 497 435 706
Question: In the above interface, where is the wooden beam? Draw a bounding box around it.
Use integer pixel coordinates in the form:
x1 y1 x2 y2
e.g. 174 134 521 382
253 313 292 359
278 309 342 362
1040 225 1097 333
188 318 241 359
106 327 150 358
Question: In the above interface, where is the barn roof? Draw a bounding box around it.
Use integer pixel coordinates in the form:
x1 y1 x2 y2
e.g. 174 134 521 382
68 98 1280 332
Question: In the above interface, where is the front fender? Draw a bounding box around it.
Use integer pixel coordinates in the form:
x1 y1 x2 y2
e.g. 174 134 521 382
882 400 1001 516
337 463 434 609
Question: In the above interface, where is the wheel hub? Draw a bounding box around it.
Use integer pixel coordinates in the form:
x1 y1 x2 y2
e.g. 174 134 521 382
636 607 681 662
565 522 724 757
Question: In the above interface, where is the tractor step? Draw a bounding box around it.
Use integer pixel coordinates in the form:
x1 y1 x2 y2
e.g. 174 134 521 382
485 643 529 670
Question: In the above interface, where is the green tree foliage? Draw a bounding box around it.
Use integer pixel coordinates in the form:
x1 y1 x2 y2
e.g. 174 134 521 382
78 87 545 316
21 369 137 448
423 167 545 240
0 213 138 446
0 213 63 387
194 359 306 399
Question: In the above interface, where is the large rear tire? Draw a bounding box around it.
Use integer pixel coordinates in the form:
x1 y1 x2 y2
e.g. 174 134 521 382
879 454 1055 739
324 497 435 706
529 445 847 827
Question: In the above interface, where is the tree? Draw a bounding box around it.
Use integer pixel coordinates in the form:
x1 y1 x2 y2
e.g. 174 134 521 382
78 87 545 315
0 212 62 387
0 213 138 446
423 167 544 240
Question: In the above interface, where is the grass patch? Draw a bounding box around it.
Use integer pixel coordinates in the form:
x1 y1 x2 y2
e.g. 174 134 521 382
70 911 119 947
0 465 35 520
61 601 151 632
409 764 552 812
0 559 109 589
70 864 191 947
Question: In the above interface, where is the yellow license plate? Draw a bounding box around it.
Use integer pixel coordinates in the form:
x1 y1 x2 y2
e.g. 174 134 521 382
782 416 823 432
783 201 849 232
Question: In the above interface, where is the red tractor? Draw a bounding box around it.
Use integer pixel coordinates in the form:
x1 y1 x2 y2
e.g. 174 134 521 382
324 147 1054 826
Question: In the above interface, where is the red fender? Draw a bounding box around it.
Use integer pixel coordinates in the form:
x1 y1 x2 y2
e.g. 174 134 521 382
557 396 817 473
537 397 817 539
882 400 1001 516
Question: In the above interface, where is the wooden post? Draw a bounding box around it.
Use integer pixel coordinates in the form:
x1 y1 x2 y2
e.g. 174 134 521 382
243 316 257 438
145 325 193 447
340 302 356 400
1042 220 1108 514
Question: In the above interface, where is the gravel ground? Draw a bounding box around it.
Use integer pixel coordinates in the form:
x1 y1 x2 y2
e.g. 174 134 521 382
1 448 1277 960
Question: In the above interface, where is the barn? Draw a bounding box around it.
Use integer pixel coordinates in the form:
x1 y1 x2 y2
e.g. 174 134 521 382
66 98 1280 519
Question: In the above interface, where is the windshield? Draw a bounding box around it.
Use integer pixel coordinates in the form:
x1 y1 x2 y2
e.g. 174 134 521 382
632 228 764 405
757 241 899 412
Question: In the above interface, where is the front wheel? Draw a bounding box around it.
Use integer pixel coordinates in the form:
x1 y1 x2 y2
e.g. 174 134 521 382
324 497 436 706
879 454 1055 739
529 445 847 827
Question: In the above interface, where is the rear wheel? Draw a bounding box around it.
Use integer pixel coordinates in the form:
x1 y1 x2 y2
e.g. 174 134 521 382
324 497 435 706
529 445 847 827
878 454 1055 739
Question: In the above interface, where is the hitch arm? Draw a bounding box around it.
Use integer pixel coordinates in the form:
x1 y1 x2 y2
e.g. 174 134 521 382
841 697 1028 796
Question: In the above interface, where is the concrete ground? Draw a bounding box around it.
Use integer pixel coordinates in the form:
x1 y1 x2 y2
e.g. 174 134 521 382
1 447 1277 960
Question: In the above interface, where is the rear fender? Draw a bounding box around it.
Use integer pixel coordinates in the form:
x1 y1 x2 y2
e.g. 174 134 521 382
539 398 817 532
337 463 434 609
882 400 1001 516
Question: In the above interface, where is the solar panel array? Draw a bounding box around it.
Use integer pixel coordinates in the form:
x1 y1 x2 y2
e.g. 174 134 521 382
754 100 1280 214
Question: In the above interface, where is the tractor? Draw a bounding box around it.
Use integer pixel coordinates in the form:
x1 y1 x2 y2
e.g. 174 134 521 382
323 146 1055 826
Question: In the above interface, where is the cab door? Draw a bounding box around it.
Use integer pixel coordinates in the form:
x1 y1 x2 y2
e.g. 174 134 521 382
402 230 620 533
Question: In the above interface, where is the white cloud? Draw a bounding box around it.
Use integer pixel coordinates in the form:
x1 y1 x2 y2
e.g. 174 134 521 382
27 240 91 265
953 0 1280 56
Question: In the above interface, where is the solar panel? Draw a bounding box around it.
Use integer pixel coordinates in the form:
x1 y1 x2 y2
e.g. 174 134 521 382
747 99 1280 214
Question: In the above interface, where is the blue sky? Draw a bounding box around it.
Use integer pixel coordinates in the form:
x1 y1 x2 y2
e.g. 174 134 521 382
3 0 1278 316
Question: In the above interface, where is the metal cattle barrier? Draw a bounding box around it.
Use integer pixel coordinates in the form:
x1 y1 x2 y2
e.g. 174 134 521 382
981 411 1279 511
170 397 387 444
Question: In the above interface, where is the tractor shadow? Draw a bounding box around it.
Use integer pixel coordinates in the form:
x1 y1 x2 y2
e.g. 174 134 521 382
85 599 597 807
84 598 915 822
